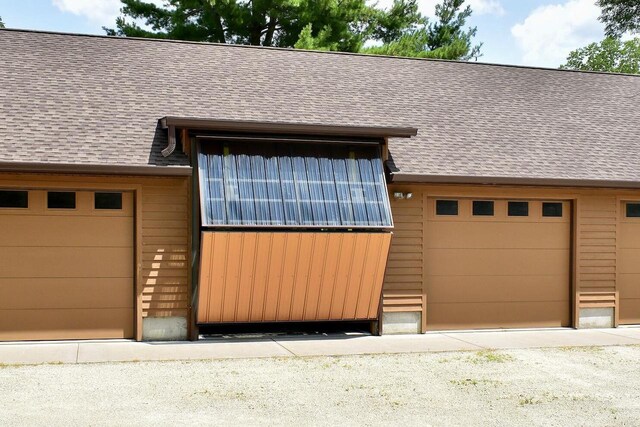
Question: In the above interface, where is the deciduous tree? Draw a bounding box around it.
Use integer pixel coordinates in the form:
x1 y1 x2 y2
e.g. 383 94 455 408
561 37 640 74
597 0 640 37
106 0 482 60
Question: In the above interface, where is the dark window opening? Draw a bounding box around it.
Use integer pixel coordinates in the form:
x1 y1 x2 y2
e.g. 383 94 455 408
473 200 494 216
197 141 392 227
0 190 28 208
542 202 563 217
95 192 123 210
436 200 458 216
626 203 640 218
48 191 76 209
508 201 529 217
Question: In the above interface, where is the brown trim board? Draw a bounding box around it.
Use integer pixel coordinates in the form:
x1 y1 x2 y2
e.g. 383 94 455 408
391 173 640 189
0 162 192 176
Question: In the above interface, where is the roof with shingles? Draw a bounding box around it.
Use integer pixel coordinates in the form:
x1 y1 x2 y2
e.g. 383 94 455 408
1 29 639 183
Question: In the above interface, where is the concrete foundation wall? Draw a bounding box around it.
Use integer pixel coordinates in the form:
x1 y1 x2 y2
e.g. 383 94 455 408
382 312 421 334
142 317 188 341
578 308 615 329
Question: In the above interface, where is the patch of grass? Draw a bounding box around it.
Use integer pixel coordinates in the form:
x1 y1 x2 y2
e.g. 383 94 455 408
518 396 540 406
450 378 503 387
558 346 604 353
517 392 559 407
0 362 24 369
467 350 514 364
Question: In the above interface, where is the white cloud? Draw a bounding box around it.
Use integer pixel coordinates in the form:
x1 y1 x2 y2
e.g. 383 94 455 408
511 0 604 67
52 0 122 26
372 0 504 17
467 0 504 16
52 0 166 28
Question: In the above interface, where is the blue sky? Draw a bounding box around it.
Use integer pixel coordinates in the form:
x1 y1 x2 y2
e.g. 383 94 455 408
0 0 608 68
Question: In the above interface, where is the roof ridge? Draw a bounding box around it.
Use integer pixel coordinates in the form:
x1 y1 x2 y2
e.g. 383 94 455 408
1 27 639 78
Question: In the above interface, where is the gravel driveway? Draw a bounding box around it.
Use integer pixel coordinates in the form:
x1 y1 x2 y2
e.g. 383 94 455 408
1 345 639 426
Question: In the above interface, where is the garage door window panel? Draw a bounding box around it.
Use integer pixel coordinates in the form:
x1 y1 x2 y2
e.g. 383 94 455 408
436 200 458 216
95 192 123 210
198 141 392 228
0 190 28 209
626 202 640 218
47 192 76 210
508 201 529 217
542 202 563 218
472 200 494 216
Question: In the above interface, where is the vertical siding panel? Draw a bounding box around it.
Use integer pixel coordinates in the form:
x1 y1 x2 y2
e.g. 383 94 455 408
316 233 341 319
356 233 391 318
250 233 271 322
277 233 299 321
330 235 356 319
303 234 328 321
289 234 314 320
235 233 257 322
222 234 242 322
263 233 286 321
342 233 369 319
197 233 212 323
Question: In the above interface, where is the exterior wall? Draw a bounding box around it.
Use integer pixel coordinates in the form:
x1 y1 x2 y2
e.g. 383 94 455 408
141 178 190 340
382 188 425 333
383 183 640 332
0 172 190 341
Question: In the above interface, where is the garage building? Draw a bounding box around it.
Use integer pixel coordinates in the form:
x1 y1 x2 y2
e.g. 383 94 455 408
0 29 638 341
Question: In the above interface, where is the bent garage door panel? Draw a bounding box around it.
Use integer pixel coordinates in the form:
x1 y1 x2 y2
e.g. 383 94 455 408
425 198 571 330
0 190 134 341
198 231 391 323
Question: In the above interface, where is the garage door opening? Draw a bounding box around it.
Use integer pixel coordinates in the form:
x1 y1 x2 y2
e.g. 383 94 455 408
0 189 135 341
425 198 572 330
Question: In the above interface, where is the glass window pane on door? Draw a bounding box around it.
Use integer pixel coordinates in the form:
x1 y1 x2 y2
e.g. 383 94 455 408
198 141 392 227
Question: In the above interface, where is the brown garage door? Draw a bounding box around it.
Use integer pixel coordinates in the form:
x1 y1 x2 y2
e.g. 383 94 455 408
425 198 571 330
619 201 640 324
0 189 134 341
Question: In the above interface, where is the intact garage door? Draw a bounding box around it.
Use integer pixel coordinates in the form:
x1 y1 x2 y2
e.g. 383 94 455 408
619 201 640 325
0 189 134 341
425 198 571 330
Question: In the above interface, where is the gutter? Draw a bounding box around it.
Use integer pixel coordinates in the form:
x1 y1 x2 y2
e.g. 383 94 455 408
0 161 192 176
391 173 640 189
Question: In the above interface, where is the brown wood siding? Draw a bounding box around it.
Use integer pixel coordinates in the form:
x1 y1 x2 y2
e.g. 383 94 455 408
197 231 392 323
141 181 190 319
382 187 423 326
0 173 190 341
576 196 618 293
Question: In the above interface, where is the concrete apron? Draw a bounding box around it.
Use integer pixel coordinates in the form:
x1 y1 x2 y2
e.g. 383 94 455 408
1 327 639 366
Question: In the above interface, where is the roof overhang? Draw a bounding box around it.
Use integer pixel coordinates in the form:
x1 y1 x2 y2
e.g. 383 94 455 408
160 117 418 139
0 162 192 176
391 173 640 189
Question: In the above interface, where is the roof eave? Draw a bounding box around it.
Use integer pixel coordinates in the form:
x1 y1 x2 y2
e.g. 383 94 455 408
391 173 640 189
160 117 418 138
0 162 192 176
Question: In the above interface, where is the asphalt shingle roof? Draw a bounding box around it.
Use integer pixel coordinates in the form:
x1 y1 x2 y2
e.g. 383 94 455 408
1 29 639 183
